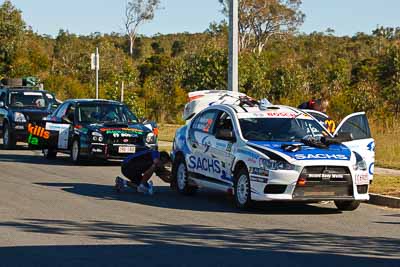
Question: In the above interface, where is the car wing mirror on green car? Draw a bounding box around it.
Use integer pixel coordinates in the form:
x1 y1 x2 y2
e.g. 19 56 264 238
61 116 73 124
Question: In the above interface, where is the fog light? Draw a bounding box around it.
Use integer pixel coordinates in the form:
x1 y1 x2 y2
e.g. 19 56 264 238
297 177 307 186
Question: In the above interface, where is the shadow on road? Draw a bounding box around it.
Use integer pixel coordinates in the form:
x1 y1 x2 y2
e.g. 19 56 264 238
0 152 121 167
35 182 343 215
0 220 399 266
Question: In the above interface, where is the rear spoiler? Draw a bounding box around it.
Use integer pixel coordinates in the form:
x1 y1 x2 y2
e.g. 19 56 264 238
183 90 247 121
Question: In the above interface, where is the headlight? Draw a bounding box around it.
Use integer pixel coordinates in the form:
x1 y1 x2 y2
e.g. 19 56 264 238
353 152 367 171
92 132 103 142
259 158 295 171
14 112 27 123
146 133 156 144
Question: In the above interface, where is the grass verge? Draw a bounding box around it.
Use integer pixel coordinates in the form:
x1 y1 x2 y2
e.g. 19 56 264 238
370 175 400 197
158 124 181 142
371 121 400 170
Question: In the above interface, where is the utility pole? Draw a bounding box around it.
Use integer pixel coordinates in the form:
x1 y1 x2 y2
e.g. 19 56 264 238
121 81 125 102
228 0 239 92
95 47 99 99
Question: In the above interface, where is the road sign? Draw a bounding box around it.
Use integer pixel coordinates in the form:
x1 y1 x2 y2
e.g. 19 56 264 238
91 53 99 70
91 48 100 99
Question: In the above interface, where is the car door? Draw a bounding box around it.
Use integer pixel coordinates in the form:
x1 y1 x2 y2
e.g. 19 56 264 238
207 111 237 185
186 109 221 179
44 102 73 150
334 112 375 181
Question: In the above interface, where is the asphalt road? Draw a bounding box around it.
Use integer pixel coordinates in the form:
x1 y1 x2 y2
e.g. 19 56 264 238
0 148 399 267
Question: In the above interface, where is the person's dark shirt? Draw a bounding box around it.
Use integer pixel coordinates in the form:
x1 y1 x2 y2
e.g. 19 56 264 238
121 149 160 183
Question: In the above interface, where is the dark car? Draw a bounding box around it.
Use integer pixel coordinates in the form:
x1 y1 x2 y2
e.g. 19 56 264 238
0 86 59 149
42 99 158 163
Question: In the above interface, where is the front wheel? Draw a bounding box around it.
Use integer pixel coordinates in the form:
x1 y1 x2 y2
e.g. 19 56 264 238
172 156 197 195
234 167 252 209
334 200 361 211
70 139 81 164
2 123 16 150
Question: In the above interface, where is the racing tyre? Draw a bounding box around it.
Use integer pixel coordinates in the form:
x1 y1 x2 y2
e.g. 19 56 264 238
70 139 81 164
43 148 57 159
172 156 197 195
234 167 253 209
2 123 16 150
334 200 361 211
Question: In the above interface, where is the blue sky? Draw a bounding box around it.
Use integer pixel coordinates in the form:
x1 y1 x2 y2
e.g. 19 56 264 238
6 0 400 37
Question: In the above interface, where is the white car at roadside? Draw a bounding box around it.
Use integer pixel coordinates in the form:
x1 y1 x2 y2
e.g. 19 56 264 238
171 91 375 210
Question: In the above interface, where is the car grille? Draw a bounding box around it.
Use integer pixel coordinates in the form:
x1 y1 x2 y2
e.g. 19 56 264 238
106 135 143 145
293 166 353 199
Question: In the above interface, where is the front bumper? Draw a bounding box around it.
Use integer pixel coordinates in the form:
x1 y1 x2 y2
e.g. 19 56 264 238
249 167 370 202
87 143 158 160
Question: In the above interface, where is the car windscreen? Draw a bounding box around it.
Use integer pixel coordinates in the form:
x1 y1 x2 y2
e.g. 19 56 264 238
239 117 329 142
8 91 48 109
77 103 138 124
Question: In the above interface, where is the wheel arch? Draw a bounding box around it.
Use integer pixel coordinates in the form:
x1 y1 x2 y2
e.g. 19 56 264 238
233 160 248 176
71 134 80 148
172 150 185 174
174 150 185 161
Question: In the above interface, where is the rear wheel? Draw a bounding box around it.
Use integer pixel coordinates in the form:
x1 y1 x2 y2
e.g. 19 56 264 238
334 200 361 211
172 156 197 195
70 139 81 164
43 148 57 159
2 122 16 150
234 167 252 209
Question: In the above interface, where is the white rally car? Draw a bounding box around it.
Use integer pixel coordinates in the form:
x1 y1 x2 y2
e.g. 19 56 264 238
171 91 375 211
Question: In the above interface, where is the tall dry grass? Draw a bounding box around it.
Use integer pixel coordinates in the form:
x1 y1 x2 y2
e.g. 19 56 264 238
371 119 400 169
157 124 182 142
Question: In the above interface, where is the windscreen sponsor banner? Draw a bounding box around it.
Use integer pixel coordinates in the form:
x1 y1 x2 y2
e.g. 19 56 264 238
23 92 43 96
249 141 352 161
237 112 312 120
45 123 70 149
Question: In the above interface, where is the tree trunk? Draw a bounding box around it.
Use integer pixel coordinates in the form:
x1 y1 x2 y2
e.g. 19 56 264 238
129 36 134 56
257 43 265 56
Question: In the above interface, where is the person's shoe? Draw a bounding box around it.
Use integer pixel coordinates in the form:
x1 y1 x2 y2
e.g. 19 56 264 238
147 181 154 195
115 176 127 192
137 183 150 195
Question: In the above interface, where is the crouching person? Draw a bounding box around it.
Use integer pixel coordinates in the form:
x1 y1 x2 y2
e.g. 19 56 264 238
115 149 172 195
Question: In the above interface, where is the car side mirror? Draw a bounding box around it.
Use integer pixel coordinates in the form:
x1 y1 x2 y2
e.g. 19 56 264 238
139 117 149 124
62 116 72 124
216 128 236 142
335 132 353 142
0 101 4 108
51 103 59 110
